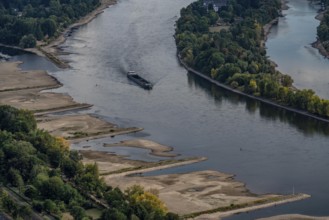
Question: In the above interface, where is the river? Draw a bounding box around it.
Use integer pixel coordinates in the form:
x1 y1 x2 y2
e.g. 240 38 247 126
7 0 329 218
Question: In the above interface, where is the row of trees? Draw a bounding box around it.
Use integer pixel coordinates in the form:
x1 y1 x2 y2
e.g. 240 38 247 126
0 0 101 47
176 0 329 118
0 105 179 219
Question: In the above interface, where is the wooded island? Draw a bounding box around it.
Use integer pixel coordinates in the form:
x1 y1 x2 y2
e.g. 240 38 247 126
176 0 329 118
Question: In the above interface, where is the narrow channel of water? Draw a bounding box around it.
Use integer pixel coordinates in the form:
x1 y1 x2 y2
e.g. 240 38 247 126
6 0 329 218
267 0 329 99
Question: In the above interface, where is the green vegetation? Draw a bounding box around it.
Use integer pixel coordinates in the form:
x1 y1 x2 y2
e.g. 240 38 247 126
0 0 101 47
317 1 329 51
176 0 329 118
0 105 179 220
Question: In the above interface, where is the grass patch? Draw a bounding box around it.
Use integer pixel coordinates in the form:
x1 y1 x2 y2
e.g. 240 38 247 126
86 208 102 219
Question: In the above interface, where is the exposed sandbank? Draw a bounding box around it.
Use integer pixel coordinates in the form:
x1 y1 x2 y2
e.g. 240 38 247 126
81 150 206 177
38 114 142 140
81 150 309 219
257 214 329 220
0 61 135 143
103 166 309 218
0 62 60 92
104 139 179 157
0 88 90 113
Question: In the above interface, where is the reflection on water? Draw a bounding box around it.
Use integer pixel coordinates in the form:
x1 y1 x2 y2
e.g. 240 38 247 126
187 72 329 137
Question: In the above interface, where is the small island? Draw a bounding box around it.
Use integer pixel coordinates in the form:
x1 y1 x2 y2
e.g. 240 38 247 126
175 0 329 121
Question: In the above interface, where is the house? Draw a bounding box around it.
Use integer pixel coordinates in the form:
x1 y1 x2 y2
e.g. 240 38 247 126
203 0 228 12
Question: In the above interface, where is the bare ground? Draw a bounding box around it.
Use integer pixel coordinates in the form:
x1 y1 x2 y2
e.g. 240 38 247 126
0 62 60 91
37 114 142 140
104 139 179 157
104 169 309 218
0 88 90 113
257 214 329 220
105 170 260 215
81 150 309 219
80 150 149 174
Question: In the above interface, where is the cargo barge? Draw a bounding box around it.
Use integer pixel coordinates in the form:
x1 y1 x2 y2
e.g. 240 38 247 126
127 71 153 90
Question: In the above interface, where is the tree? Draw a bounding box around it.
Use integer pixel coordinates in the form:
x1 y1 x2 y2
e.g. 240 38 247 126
19 34 37 48
101 208 127 220
41 18 57 37
8 168 24 192
248 79 257 94
126 185 168 217
43 199 60 214
71 206 87 220
0 105 36 133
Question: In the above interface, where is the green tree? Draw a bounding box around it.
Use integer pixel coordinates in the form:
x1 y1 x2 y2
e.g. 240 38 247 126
41 18 57 37
71 206 87 220
19 34 36 48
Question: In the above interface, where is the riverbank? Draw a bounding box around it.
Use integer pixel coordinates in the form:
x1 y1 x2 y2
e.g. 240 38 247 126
0 61 140 140
104 139 179 157
178 54 329 123
192 194 310 220
80 150 310 219
263 0 288 39
0 58 306 220
257 214 329 220
25 0 117 68
312 8 329 58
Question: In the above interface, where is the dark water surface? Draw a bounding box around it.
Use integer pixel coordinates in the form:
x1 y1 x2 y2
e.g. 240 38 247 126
8 0 329 218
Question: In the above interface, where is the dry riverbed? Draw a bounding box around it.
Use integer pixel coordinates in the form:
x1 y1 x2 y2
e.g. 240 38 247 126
104 139 178 157
81 150 309 219
37 114 142 140
0 61 139 140
257 214 329 220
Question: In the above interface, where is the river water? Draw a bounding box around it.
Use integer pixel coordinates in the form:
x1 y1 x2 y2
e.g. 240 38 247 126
7 0 329 218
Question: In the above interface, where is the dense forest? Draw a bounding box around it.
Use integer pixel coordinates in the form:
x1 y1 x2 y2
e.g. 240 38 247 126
0 0 101 47
176 0 329 118
0 105 179 220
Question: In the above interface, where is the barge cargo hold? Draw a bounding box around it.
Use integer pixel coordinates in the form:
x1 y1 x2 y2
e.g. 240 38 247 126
127 71 153 90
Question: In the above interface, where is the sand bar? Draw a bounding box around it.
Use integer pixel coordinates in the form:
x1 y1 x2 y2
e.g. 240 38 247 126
257 214 329 220
105 169 310 217
81 150 150 175
82 149 310 218
104 139 179 157
0 88 90 113
0 62 60 92
38 114 142 140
